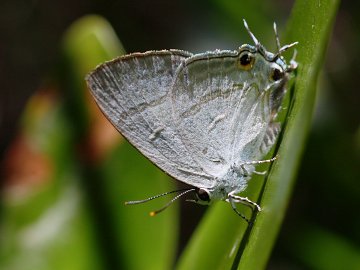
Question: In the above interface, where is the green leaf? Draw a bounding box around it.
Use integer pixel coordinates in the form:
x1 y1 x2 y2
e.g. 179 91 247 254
289 223 360 270
61 15 126 134
0 62 104 270
62 15 179 270
176 0 340 269
99 142 179 270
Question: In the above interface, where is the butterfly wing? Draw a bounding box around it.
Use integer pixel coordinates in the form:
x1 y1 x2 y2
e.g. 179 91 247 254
171 50 273 177
86 50 215 188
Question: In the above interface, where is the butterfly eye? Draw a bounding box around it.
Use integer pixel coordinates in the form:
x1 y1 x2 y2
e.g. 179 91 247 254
271 67 284 81
238 52 254 70
196 188 210 202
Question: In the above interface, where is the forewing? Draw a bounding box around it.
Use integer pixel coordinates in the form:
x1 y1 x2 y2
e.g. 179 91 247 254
86 50 215 188
171 51 272 176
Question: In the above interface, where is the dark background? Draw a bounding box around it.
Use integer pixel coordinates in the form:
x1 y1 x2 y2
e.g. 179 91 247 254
1 0 359 268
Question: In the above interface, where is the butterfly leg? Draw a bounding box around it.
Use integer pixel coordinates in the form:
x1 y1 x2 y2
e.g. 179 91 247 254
228 192 261 212
231 163 249 177
253 170 267 176
228 196 250 223
236 156 277 176
239 155 278 167
289 49 298 71
240 164 249 177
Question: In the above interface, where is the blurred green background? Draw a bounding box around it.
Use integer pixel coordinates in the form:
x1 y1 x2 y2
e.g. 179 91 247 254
0 0 358 269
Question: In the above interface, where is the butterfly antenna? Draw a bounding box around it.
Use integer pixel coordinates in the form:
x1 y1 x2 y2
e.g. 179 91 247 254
125 188 193 205
125 188 197 216
272 41 298 63
279 42 299 55
149 188 196 216
271 22 298 61
273 22 281 53
243 19 260 48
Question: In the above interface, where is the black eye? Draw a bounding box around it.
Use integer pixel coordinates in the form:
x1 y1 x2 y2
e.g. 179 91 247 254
271 67 283 81
196 188 210 202
240 53 251 65
238 52 254 70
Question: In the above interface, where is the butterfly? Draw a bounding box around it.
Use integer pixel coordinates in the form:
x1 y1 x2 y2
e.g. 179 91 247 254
86 20 297 222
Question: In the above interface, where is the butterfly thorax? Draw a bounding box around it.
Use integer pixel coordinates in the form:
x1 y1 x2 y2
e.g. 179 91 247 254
205 163 255 202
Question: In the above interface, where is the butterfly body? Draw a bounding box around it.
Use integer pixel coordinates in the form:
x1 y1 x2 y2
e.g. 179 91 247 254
86 20 297 220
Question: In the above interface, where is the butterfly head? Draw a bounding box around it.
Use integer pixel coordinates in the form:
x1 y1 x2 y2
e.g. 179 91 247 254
241 19 298 79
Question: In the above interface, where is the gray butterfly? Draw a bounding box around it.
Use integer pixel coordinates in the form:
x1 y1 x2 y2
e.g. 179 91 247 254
86 20 297 222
